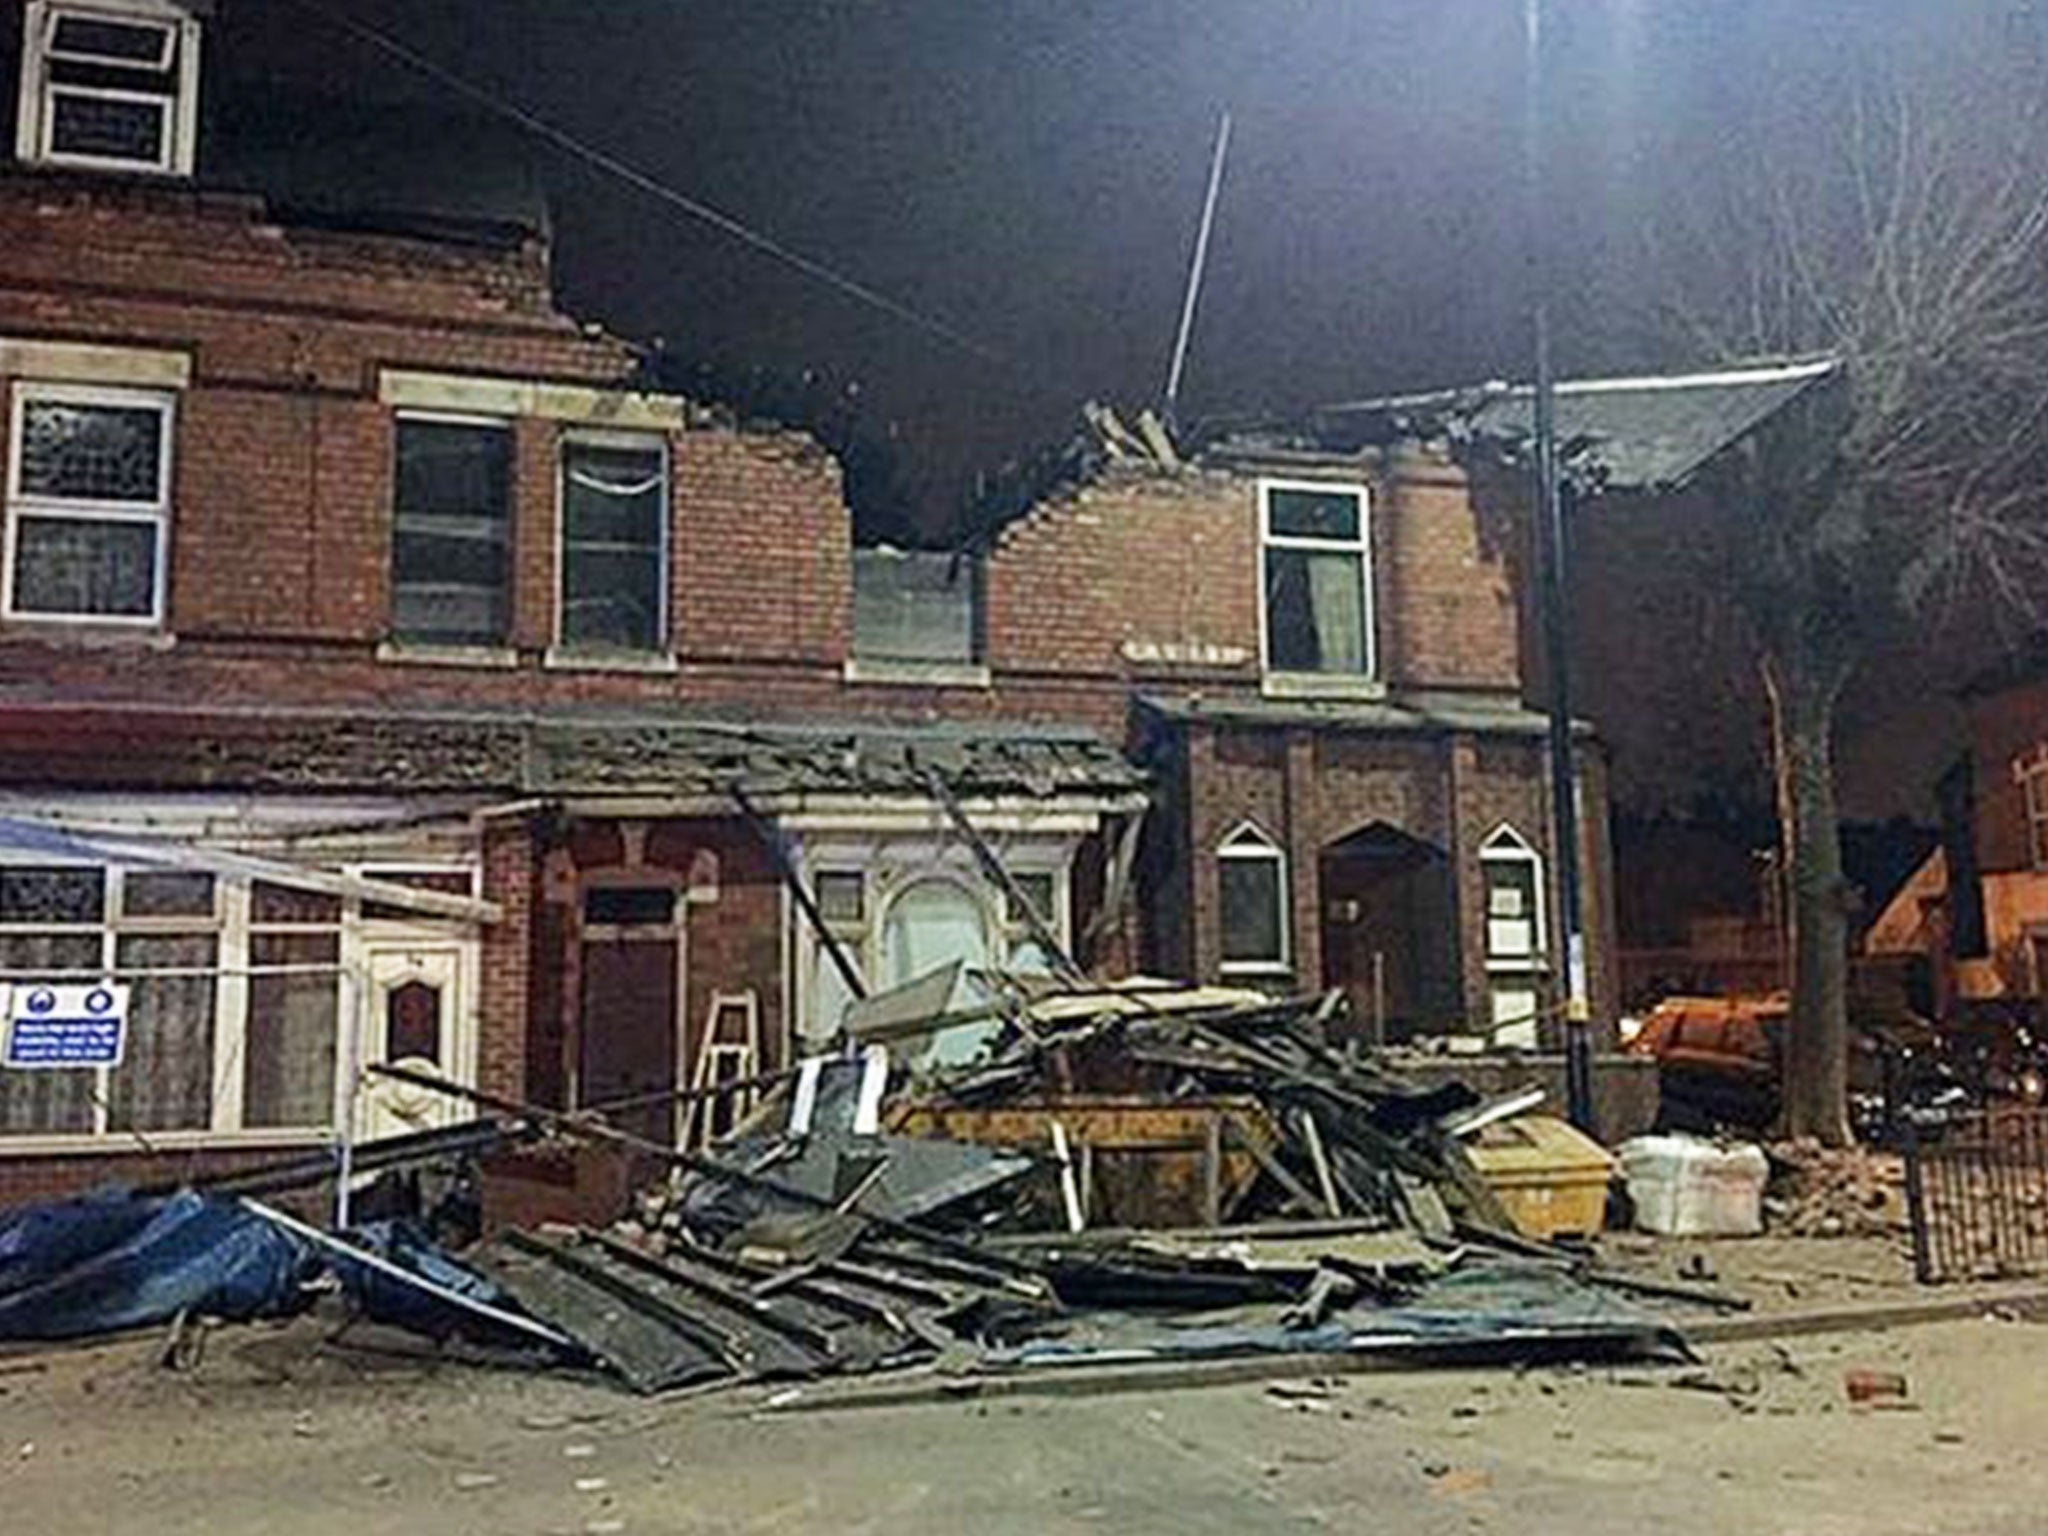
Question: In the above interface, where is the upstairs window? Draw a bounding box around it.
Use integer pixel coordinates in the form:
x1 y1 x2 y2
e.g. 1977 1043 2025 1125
1259 480 1373 679
1481 824 1546 967
1218 821 1289 973
2022 756 2048 869
16 0 203 176
5 383 174 624
391 416 512 648
558 435 667 655
852 547 983 667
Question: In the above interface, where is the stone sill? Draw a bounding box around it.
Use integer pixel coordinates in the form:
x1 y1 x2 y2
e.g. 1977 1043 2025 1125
1218 962 1295 981
0 621 174 651
1260 671 1387 701
543 646 680 676
376 640 520 670
842 658 993 689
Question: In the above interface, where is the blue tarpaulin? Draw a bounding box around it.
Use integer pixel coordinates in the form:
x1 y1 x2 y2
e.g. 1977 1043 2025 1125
0 1190 316 1340
327 1217 569 1352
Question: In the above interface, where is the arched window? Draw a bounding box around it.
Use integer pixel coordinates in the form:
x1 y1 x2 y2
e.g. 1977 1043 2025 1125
1218 821 1289 972
1480 824 1546 966
882 877 992 990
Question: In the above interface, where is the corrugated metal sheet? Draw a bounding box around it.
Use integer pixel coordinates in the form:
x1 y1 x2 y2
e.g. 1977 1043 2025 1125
1217 357 1843 492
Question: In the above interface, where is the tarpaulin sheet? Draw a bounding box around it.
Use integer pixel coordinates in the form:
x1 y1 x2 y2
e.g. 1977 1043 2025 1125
0 1190 315 1340
328 1218 559 1351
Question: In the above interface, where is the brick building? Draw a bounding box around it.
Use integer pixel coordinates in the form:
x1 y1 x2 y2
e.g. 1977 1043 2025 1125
0 0 1800 1204
1867 655 2048 1014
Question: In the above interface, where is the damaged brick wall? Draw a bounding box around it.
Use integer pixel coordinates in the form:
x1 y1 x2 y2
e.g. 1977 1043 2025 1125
0 173 850 691
985 448 1522 697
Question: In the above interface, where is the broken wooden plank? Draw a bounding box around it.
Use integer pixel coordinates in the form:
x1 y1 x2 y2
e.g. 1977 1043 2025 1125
1297 1110 1344 1218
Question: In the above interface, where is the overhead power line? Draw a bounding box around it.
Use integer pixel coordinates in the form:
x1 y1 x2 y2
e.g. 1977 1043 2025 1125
282 0 1004 363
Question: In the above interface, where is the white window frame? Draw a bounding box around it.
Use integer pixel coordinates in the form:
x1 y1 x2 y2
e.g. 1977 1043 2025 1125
791 835 1075 1040
3 380 176 627
1217 819 1291 975
0 862 221 1140
1480 823 1548 972
1255 477 1376 691
2020 756 2048 871
388 409 516 652
15 0 203 177
0 855 480 1151
552 428 671 660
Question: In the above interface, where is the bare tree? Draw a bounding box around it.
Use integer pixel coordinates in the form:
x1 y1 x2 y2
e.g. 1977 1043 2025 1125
1605 35 2048 1142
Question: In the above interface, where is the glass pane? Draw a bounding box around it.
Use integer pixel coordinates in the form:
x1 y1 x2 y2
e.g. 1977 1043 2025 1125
0 1066 94 1134
1266 487 1360 542
18 399 163 502
250 883 341 926
558 439 668 656
1484 859 1539 959
883 880 989 987
562 546 662 652
1264 547 1367 675
251 930 340 967
48 96 166 167
393 422 509 645
1220 856 1284 966
362 869 473 922
390 576 506 647
0 867 104 924
815 872 866 924
1009 939 1054 976
563 443 664 543
581 887 675 926
51 15 174 64
0 931 102 971
11 516 157 617
107 933 215 1132
881 880 993 1067
1006 872 1057 929
852 548 978 664
384 980 443 1063
121 871 215 919
244 933 339 1128
0 932 102 1135
395 421 510 521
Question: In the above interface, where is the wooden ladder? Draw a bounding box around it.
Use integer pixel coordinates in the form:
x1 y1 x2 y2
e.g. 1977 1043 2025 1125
682 990 760 1150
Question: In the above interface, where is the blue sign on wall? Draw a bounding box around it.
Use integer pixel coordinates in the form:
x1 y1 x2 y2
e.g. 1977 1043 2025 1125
4 983 129 1069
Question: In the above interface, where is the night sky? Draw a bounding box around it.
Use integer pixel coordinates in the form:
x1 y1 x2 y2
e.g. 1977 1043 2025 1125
241 0 1899 506
230 0 2027 820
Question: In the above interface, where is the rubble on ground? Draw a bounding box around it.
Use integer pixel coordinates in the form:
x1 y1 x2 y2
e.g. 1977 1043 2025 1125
1764 1139 1909 1239
0 976 1700 1397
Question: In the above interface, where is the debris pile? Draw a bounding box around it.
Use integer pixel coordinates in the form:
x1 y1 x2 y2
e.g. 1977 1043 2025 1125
1764 1139 1909 1238
0 978 1702 1397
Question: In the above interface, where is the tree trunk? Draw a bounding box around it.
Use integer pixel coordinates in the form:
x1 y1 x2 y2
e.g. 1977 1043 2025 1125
1761 647 1854 1146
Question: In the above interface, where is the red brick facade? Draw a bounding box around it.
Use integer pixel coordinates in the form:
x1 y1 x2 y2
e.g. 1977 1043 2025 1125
986 449 1522 696
0 104 1611 1199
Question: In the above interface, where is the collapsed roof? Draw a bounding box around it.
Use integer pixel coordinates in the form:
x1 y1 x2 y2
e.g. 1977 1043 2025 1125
1302 356 1843 492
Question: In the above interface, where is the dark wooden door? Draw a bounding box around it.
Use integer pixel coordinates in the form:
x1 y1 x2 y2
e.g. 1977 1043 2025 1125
578 934 679 1146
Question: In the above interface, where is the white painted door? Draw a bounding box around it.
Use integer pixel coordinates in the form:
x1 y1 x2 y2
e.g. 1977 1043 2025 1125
355 943 469 1142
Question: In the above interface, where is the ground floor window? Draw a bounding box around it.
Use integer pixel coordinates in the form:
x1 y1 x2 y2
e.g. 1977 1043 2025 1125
796 838 1073 1042
1218 821 1289 973
0 860 473 1143
1480 825 1545 966
1480 824 1546 1048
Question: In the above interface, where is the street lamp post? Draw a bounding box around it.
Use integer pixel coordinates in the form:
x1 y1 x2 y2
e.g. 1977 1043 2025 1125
1524 0 1596 1131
